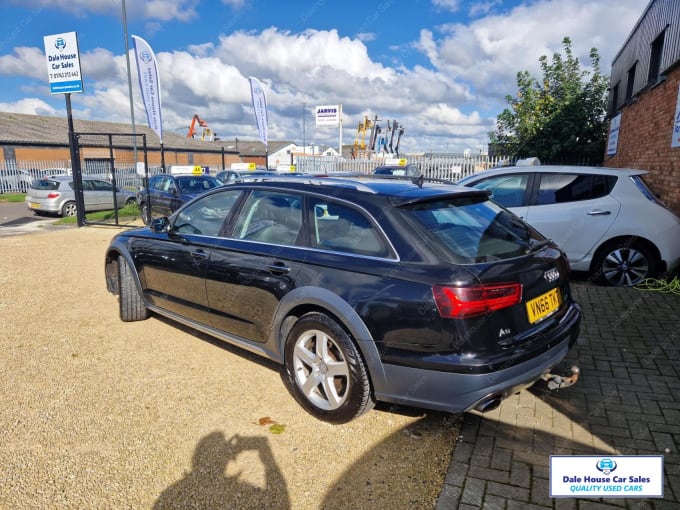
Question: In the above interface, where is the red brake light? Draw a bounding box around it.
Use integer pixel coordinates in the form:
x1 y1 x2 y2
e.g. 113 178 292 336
432 283 523 319
47 192 60 199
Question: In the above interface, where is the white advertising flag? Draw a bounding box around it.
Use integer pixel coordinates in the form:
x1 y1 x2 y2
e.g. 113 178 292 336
249 77 268 146
132 35 163 143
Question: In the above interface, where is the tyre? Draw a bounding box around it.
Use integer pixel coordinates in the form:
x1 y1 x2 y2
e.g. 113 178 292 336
125 197 136 206
593 239 658 287
118 256 149 322
62 201 78 217
283 312 374 424
140 202 150 224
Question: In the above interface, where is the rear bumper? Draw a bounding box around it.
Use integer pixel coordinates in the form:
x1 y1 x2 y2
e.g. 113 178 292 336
25 201 61 213
372 303 580 414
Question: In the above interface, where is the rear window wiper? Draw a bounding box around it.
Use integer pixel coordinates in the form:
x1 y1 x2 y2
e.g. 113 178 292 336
527 238 552 253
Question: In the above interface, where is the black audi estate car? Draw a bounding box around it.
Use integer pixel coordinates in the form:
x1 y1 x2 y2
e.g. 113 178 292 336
105 175 581 424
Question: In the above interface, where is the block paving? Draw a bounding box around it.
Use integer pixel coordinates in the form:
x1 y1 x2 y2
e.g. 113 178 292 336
437 280 680 509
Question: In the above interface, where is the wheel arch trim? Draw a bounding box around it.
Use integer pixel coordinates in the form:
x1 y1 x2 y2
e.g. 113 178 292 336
270 286 388 390
104 243 145 300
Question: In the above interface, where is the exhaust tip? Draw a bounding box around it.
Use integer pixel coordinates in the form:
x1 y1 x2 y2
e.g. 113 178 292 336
475 393 503 413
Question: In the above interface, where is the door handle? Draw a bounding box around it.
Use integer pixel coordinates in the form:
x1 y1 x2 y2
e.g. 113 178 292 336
266 262 290 275
191 249 209 259
586 210 611 216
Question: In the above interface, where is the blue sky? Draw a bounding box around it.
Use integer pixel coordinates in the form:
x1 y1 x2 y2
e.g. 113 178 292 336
0 0 649 154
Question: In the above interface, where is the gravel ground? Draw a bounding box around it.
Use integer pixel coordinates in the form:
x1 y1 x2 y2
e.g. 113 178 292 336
0 225 460 510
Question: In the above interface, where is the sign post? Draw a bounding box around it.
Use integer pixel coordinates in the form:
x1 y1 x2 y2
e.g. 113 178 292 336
43 31 85 226
315 104 343 155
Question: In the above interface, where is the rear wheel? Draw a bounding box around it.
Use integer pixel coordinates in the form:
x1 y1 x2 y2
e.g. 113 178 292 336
118 257 149 322
62 201 77 217
283 312 374 424
593 239 658 287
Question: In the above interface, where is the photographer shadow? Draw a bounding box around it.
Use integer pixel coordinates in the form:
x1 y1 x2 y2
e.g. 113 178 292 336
153 431 290 510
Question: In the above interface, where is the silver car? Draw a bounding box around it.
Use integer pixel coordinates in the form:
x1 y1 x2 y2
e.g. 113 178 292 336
26 175 136 217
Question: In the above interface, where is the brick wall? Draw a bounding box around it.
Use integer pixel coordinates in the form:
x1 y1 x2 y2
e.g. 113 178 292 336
605 66 680 215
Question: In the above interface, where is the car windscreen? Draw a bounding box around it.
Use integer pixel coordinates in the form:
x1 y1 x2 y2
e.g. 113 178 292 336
176 176 222 194
400 196 547 263
30 179 61 191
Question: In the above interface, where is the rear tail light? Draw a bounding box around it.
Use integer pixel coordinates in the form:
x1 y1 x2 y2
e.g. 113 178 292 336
47 192 60 199
432 283 523 319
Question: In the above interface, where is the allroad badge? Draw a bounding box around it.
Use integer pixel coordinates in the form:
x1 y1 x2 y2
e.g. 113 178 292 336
544 268 560 283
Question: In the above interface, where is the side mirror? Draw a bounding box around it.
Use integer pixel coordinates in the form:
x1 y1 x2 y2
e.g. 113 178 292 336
150 216 169 233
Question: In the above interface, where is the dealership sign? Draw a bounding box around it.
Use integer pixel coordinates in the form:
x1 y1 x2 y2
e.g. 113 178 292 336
607 112 621 156
316 105 340 127
550 455 663 498
672 84 680 148
43 32 83 94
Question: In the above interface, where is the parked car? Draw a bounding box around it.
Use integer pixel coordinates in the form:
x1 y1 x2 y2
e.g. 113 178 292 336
215 169 279 183
457 165 680 286
105 175 581 424
372 163 420 176
1 168 69 193
137 173 223 224
25 175 136 217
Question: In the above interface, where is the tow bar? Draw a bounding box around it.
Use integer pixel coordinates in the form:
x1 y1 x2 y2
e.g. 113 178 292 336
542 365 580 390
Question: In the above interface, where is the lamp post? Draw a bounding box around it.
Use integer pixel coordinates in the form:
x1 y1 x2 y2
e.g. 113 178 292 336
121 0 137 164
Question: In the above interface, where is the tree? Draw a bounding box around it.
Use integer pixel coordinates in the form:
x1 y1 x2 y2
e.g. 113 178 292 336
489 37 609 165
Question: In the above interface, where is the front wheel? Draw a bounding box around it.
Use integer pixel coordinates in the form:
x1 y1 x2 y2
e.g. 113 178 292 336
283 312 374 424
118 256 149 322
140 202 150 224
593 239 658 287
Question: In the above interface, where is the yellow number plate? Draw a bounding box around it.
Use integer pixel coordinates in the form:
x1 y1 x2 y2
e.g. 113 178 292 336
526 287 561 324
28 202 41 209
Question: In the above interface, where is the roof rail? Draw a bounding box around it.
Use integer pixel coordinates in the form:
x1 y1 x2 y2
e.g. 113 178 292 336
369 173 457 186
252 174 379 193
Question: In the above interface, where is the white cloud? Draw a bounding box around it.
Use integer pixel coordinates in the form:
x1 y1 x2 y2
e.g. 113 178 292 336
0 47 47 80
0 98 60 116
0 0 651 153
432 0 461 12
3 0 200 21
421 0 647 106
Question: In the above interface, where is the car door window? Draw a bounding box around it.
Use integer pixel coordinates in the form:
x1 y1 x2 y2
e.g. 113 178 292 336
308 198 391 258
233 190 303 246
173 189 243 236
535 174 615 205
152 176 173 192
468 174 530 208
91 180 113 191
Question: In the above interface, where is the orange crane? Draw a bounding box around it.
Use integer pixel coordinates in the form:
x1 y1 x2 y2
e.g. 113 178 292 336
187 114 217 141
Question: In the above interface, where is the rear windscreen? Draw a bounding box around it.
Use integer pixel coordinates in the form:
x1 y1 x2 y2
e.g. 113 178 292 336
402 197 547 263
30 179 61 191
